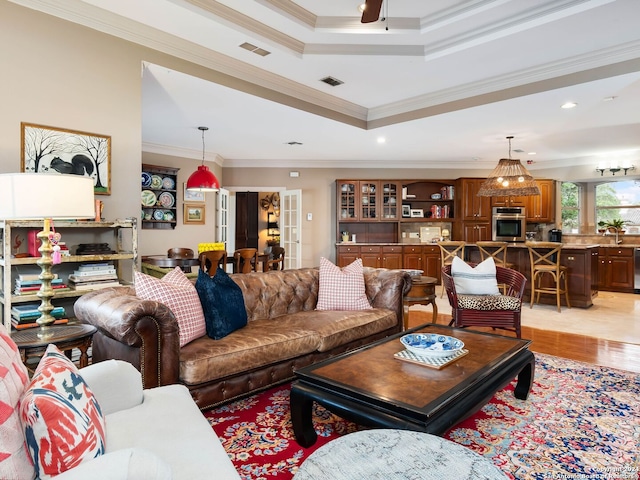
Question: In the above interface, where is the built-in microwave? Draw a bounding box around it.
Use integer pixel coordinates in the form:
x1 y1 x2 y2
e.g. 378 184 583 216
492 207 526 242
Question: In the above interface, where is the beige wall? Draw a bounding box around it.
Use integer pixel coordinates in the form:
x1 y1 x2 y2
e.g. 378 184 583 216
6 3 635 269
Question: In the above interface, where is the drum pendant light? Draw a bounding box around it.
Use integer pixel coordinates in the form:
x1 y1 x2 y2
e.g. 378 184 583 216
186 126 220 192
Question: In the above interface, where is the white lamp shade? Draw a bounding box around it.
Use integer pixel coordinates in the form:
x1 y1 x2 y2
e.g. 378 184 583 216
0 173 95 219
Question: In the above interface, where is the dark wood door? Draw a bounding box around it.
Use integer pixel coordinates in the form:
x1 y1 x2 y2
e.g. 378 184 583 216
235 192 259 249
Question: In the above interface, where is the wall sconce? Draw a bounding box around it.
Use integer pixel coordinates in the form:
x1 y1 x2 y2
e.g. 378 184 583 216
595 163 636 176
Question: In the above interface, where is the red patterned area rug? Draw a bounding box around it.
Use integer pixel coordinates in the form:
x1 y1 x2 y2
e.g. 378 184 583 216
204 353 640 480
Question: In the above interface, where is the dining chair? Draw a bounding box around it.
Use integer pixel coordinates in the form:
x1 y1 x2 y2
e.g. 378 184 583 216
442 263 526 338
198 250 227 276
266 246 285 271
167 248 195 259
437 241 466 298
233 248 259 273
526 242 570 312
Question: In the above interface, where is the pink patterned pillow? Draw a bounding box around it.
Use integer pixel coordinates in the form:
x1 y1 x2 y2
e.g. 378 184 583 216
0 330 34 480
317 257 372 311
19 344 105 479
135 267 206 347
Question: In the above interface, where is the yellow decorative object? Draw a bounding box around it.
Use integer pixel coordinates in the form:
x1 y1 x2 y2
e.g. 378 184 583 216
198 242 225 254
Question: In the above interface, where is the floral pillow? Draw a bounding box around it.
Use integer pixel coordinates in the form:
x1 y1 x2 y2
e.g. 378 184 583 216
135 267 206 347
317 257 372 311
19 344 106 479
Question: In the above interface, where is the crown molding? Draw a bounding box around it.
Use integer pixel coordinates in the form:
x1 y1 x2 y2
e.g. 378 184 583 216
142 142 225 167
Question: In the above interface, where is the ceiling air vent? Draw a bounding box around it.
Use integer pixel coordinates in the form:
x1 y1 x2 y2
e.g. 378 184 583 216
239 42 271 57
320 76 344 87
513 149 525 153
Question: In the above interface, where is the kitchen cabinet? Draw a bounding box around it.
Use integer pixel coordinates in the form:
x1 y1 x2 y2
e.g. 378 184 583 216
462 223 492 243
337 180 401 222
381 245 403 269
359 245 381 268
491 195 527 208
402 245 441 283
489 179 555 223
597 247 634 292
525 180 555 223
141 164 178 230
336 245 359 267
0 219 137 331
458 178 491 221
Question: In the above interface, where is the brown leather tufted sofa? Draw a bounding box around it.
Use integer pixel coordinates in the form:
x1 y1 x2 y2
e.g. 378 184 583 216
74 267 412 410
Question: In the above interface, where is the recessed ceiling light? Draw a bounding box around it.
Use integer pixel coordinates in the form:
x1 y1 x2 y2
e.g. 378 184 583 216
528 152 537 155
377 137 386 144
561 102 577 109
603 96 617 102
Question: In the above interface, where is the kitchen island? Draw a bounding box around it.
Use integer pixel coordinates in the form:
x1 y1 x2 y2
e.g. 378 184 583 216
468 243 598 308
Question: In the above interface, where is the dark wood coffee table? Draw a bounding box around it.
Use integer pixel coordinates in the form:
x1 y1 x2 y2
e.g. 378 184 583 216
290 324 534 447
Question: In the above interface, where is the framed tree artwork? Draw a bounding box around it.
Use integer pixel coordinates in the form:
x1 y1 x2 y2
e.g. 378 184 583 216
20 122 111 195
184 204 205 224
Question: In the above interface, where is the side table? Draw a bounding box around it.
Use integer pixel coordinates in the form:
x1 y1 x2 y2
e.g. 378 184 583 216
403 275 438 329
11 324 97 372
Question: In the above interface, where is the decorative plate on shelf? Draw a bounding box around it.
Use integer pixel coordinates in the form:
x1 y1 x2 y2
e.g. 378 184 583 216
141 190 157 207
163 211 174 221
400 334 465 359
150 175 163 189
153 209 166 221
162 177 175 189
158 191 175 208
141 172 152 187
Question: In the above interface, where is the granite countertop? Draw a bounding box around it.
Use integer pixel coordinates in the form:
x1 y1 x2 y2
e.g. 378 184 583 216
336 242 640 248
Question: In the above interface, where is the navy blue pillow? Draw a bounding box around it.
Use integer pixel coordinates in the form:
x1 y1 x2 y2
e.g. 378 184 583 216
195 268 248 340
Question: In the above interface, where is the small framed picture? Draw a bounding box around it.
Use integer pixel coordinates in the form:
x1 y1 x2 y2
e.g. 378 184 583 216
183 183 205 202
402 205 411 217
183 204 205 224
410 209 424 218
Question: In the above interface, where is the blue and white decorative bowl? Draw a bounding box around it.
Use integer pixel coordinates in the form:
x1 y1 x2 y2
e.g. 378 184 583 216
400 334 465 358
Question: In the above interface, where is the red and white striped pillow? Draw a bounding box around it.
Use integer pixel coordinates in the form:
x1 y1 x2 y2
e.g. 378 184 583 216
135 267 206 347
0 329 34 480
316 257 372 311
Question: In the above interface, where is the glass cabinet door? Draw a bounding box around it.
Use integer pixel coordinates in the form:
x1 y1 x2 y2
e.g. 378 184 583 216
338 181 357 220
381 182 400 220
361 182 377 220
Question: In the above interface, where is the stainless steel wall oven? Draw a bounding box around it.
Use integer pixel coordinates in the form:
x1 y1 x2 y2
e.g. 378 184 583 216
492 207 526 242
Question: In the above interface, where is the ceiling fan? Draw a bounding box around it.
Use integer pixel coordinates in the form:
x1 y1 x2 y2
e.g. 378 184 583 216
361 0 384 23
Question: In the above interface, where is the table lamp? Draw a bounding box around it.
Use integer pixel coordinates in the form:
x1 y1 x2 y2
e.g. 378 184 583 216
0 173 95 335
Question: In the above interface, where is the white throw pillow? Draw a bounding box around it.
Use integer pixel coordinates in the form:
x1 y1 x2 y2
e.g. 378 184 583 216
451 256 500 295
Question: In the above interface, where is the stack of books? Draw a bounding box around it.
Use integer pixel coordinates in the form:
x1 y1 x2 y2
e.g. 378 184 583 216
11 303 68 330
14 274 70 295
68 263 121 290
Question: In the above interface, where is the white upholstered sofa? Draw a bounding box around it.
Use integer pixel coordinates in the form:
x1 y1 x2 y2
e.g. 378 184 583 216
0 326 240 480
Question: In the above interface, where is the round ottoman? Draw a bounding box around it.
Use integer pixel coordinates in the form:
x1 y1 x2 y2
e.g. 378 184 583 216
293 429 506 480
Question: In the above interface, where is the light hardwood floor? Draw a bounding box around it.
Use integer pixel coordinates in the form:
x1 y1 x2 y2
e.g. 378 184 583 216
408 311 640 374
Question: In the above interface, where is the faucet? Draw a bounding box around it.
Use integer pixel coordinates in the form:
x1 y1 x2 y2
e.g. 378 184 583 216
603 228 622 244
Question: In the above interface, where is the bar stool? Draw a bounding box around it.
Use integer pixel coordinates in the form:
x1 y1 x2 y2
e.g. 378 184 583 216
477 241 514 294
526 242 570 312
437 241 465 298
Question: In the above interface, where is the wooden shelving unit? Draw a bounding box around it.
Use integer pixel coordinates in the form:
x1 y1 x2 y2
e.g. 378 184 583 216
0 219 137 331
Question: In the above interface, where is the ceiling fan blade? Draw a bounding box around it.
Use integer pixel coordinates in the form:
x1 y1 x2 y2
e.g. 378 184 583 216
361 0 383 23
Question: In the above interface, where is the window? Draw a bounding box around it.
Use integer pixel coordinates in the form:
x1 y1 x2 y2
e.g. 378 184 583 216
595 180 640 234
561 182 581 233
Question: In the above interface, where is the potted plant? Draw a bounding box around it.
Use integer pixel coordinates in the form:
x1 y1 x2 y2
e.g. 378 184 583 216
597 221 607 234
604 219 627 234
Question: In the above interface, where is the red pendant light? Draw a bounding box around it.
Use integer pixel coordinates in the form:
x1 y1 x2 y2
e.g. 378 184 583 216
186 126 220 192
